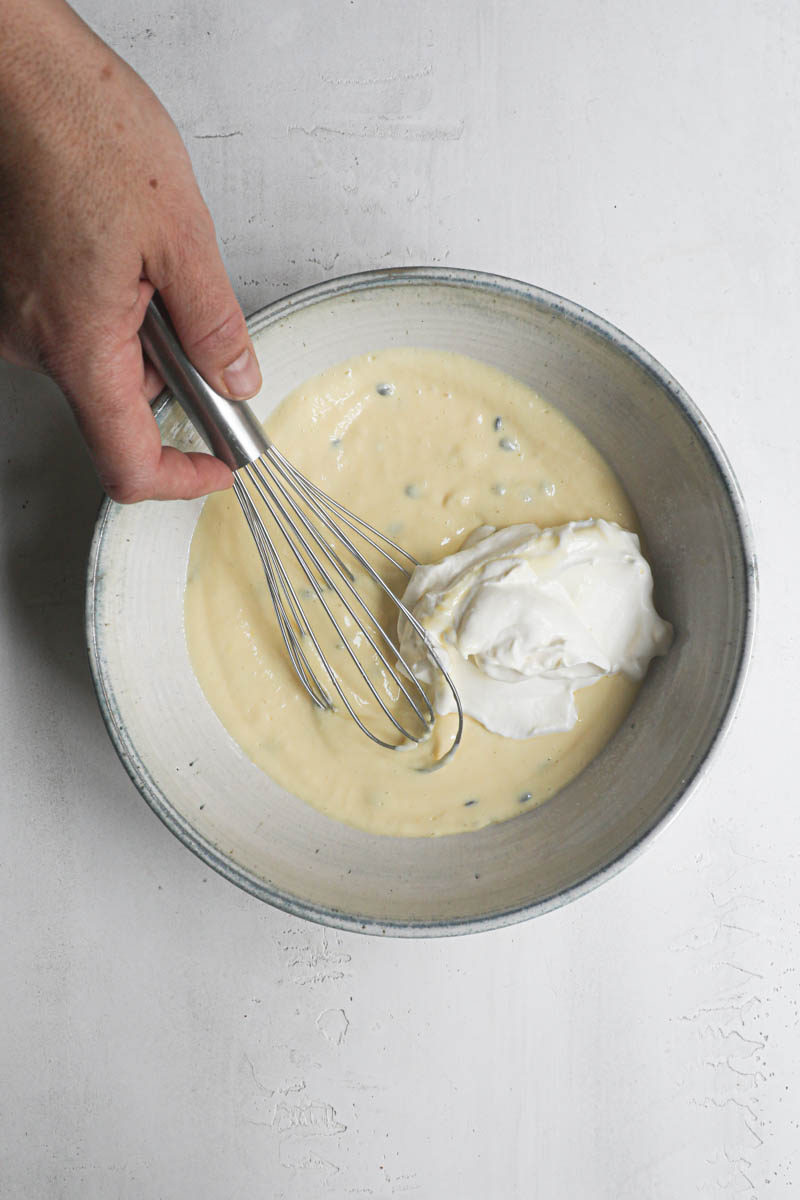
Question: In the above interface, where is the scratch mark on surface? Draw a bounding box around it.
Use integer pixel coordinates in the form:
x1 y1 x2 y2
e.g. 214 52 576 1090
744 1121 764 1147
288 1047 322 1070
322 63 433 86
678 995 762 1025
390 1173 422 1193
700 1027 766 1057
194 130 244 140
271 1099 347 1138
694 1096 761 1126
719 961 764 980
708 889 765 910
723 1147 755 1190
724 1060 767 1083
737 1164 755 1191
680 829 770 1195
307 252 340 273
288 119 464 143
341 1073 389 1093
728 843 768 865
316 1008 350 1046
278 1080 307 1097
244 1053 272 1095
292 1152 340 1173
242 1053 309 1100
721 1029 766 1057
280 929 352 986
721 922 759 938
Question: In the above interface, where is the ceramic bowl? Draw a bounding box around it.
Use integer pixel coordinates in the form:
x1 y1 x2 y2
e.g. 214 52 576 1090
86 268 756 935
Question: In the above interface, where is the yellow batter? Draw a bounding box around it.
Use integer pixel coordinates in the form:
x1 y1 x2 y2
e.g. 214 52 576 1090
184 348 640 837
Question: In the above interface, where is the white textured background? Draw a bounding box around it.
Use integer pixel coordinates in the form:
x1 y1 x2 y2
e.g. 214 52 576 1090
1 1 798 1196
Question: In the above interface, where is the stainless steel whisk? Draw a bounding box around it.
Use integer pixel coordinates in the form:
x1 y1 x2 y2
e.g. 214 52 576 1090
141 298 463 759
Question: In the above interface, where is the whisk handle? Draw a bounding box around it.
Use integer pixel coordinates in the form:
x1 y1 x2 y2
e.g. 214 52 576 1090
140 297 270 470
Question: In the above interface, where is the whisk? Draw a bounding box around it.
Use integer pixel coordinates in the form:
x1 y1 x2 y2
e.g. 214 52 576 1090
140 297 463 760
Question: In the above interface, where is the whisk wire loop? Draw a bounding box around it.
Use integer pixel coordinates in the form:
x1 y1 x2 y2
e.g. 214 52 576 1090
237 459 433 748
233 477 330 709
268 446 418 576
236 475 395 743
246 457 435 728
261 450 464 746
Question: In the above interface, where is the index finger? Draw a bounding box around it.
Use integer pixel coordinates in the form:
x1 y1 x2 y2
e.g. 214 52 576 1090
60 326 234 503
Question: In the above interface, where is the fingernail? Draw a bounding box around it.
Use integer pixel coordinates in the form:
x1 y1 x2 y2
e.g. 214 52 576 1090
222 347 261 398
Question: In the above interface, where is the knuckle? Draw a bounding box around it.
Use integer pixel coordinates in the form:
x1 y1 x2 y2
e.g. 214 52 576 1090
103 468 154 505
146 205 214 288
187 307 247 360
105 480 148 505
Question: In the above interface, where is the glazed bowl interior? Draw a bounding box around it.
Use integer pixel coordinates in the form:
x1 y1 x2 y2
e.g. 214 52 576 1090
87 270 754 934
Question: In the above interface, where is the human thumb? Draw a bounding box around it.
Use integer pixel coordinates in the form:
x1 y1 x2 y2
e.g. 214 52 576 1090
147 206 262 401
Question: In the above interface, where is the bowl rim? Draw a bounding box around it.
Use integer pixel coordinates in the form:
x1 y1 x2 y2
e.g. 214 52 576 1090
85 266 758 937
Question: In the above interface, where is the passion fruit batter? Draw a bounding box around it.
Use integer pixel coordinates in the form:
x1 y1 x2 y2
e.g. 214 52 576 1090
184 348 640 837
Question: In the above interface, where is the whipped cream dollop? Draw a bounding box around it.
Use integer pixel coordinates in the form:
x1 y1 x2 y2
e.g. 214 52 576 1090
398 520 673 738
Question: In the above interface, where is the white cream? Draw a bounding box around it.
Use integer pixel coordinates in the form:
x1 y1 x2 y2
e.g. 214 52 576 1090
398 519 672 738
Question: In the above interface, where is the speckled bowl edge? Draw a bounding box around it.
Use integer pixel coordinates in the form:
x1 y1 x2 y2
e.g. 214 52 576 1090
85 266 758 938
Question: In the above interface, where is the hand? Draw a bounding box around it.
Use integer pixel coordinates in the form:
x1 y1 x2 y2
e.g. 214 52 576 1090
0 0 262 502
